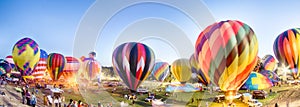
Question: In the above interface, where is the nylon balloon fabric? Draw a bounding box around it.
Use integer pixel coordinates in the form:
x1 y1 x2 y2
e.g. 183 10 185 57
195 20 258 92
0 59 12 75
32 49 48 79
47 53 66 81
171 58 192 84
262 55 276 71
189 54 209 86
62 56 81 80
273 28 300 79
151 62 170 82
112 42 155 91
12 37 40 76
243 72 273 90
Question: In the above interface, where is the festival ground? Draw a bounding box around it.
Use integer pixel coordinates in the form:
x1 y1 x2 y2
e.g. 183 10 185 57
1 80 300 107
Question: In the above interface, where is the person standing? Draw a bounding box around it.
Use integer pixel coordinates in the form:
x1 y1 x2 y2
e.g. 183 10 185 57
54 96 59 107
26 90 31 105
21 87 26 104
30 92 37 107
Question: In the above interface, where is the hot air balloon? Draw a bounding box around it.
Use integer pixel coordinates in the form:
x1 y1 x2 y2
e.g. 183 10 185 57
273 28 300 79
12 37 40 77
112 42 155 91
243 72 273 90
63 56 81 80
151 62 170 82
0 59 12 75
47 53 66 81
171 59 192 84
195 20 258 104
82 58 101 81
262 55 277 71
259 70 280 84
32 49 48 79
189 54 210 86
253 56 262 72
5 55 15 69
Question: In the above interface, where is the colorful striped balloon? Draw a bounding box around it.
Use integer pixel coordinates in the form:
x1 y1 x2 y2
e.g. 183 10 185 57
273 28 300 79
0 59 12 75
62 56 81 80
253 56 262 72
243 72 273 90
259 70 280 83
171 58 192 84
32 49 48 79
195 20 258 103
83 59 101 80
262 55 276 71
12 37 40 76
112 42 155 91
151 62 170 82
47 53 66 81
189 54 210 86
5 55 15 69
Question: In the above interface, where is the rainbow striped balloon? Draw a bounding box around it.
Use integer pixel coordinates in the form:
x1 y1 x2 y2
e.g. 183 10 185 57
243 72 273 90
262 55 276 71
12 37 40 76
112 42 155 91
82 58 101 80
151 62 170 82
62 56 81 80
32 49 48 79
273 28 300 79
195 20 258 98
47 53 66 81
189 54 210 86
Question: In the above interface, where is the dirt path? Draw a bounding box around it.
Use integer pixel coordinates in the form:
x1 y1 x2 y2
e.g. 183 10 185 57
266 87 300 107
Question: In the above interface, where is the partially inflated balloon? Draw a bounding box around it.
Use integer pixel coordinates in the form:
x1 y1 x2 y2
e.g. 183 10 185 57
243 72 273 90
47 53 66 81
189 54 210 86
151 62 170 82
62 56 81 80
112 42 155 91
262 55 276 71
273 28 300 79
83 59 101 80
195 20 258 103
171 59 192 84
0 59 12 75
12 37 40 76
5 55 15 69
32 49 48 79
259 70 279 83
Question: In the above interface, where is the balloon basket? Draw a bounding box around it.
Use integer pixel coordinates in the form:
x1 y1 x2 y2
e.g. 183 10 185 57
224 90 237 105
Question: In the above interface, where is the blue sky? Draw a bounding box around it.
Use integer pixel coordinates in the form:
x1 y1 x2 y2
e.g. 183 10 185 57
1 0 300 66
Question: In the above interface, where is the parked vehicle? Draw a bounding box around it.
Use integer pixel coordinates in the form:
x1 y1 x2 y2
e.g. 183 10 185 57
252 90 267 99
213 95 225 103
248 99 263 107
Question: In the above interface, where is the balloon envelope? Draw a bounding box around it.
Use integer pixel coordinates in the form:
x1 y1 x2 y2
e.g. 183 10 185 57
189 54 209 86
12 37 40 76
82 59 101 80
195 20 258 103
5 55 15 69
112 42 155 91
0 59 12 75
262 55 276 71
171 58 192 83
47 53 66 81
259 70 280 83
273 28 300 79
151 62 170 82
32 49 48 79
243 72 273 90
62 56 81 80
